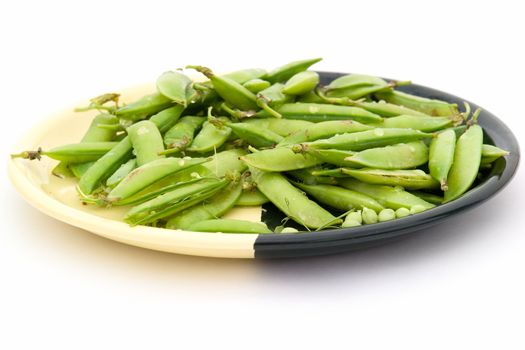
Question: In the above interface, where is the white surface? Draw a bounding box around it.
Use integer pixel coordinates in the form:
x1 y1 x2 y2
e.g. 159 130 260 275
1 1 524 349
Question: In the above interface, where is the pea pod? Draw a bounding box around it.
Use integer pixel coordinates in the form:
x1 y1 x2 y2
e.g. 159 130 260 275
250 167 340 229
203 148 247 178
187 219 272 234
106 157 208 203
346 141 429 168
243 78 271 93
166 180 243 229
115 92 173 122
305 128 432 151
241 147 322 172
287 168 339 185
339 178 435 210
236 188 269 206
124 178 228 226
293 182 384 212
187 117 232 153
256 83 293 118
375 90 458 117
221 68 267 84
12 142 118 163
373 115 455 132
429 129 456 190
162 116 206 154
127 120 165 166
327 74 389 91
298 149 358 168
408 191 443 205
151 105 186 133
341 168 439 190
106 158 137 188
227 122 283 148
256 103 383 124
264 57 322 84
481 144 509 165
70 162 94 178
241 118 313 137
444 125 483 203
156 70 194 107
282 71 320 96
278 120 373 146
346 100 429 117
187 65 258 110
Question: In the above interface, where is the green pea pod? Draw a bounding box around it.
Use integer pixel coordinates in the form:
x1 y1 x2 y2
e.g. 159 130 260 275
293 182 384 212
79 106 184 194
255 83 293 118
264 58 322 84
297 90 326 104
282 71 320 96
162 116 206 154
306 128 432 151
256 103 383 124
236 188 269 206
299 149 358 168
12 142 118 163
187 219 272 234
115 92 173 122
481 144 509 165
250 167 340 229
243 79 271 93
241 147 322 172
187 66 258 110
374 115 454 132
227 122 283 148
444 125 483 203
408 191 443 205
241 118 313 137
375 90 458 117
221 68 267 84
124 178 228 226
278 120 373 146
127 120 165 166
156 70 194 107
339 178 435 210
287 168 339 185
166 180 243 229
348 100 429 117
187 117 232 153
429 129 456 191
203 148 248 178
69 161 95 178
342 168 439 190
345 141 429 169
106 157 208 203
106 158 137 188
327 74 389 90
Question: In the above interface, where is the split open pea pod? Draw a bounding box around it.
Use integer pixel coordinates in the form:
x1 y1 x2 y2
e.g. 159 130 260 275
342 168 439 190
278 120 373 146
241 147 322 172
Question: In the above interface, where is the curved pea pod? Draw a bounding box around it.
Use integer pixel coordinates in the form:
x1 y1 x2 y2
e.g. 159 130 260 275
12 142 118 163
256 103 383 124
187 117 232 153
106 157 209 203
342 168 439 190
346 100 429 118
166 180 243 229
328 74 388 90
162 116 206 153
306 128 432 151
236 188 269 206
156 70 195 107
293 182 384 212
187 219 272 234
429 129 456 190
278 120 373 146
150 105 185 133
264 57 322 84
408 191 443 205
241 118 313 137
345 142 429 169
243 78 271 93
127 120 165 166
250 167 340 229
115 92 173 122
310 168 347 177
375 115 454 132
241 147 322 172
187 66 258 110
299 148 358 168
256 83 293 118
203 148 247 178
338 178 435 210
106 158 137 188
287 168 339 185
481 144 509 165
375 90 458 117
227 122 283 148
282 71 320 96
124 178 228 226
443 124 483 203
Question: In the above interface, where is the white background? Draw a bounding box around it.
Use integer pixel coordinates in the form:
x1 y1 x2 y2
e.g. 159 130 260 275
1 1 524 349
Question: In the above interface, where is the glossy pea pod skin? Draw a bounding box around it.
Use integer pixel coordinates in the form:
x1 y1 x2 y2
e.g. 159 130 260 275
373 115 455 132
156 70 195 107
187 219 272 234
187 117 232 153
202 148 248 178
12 142 118 163
444 125 484 203
325 74 393 100
127 120 165 166
236 188 269 206
241 118 313 137
287 168 339 185
227 122 283 148
345 100 429 118
256 83 293 118
293 182 384 212
278 120 373 146
106 158 137 188
115 92 173 122
264 58 322 84
241 147 322 172
282 71 320 96
243 79 271 93
166 180 243 229
375 90 458 117
162 116 205 154
305 128 432 151
250 167 341 229
481 144 509 165
342 168 440 190
429 129 456 191
256 103 383 124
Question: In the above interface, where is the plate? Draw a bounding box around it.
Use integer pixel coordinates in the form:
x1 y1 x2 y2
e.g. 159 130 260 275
8 72 520 259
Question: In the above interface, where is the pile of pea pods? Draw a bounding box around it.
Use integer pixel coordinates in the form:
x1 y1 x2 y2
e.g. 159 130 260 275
13 58 510 233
